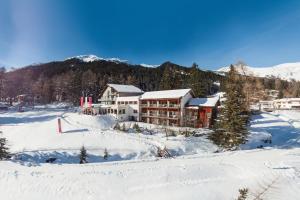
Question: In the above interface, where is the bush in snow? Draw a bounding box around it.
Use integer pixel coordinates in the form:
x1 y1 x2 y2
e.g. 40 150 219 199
103 148 109 160
114 123 121 131
121 123 127 132
179 129 193 137
236 188 248 200
133 123 141 133
79 146 88 164
157 146 172 158
0 132 10 160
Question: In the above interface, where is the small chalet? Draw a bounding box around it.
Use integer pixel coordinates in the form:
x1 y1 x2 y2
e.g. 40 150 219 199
98 84 144 105
185 95 220 128
97 84 144 121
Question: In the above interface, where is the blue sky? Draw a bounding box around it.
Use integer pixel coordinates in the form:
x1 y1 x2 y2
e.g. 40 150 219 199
1 0 300 69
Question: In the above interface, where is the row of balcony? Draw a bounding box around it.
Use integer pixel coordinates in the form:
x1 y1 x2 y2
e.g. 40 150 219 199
141 113 179 119
140 104 180 108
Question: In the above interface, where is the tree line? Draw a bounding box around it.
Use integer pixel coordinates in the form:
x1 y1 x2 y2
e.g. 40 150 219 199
0 59 222 104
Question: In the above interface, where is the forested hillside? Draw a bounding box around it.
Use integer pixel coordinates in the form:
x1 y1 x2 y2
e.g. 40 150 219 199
0 59 222 104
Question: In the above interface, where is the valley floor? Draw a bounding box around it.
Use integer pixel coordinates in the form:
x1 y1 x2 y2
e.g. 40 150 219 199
0 106 300 200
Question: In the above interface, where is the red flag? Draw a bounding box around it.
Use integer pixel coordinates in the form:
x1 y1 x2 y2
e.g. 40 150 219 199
80 97 84 107
88 97 92 108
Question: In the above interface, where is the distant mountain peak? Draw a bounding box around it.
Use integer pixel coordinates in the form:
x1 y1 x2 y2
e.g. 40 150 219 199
217 62 300 81
65 54 160 68
66 55 101 62
140 63 159 68
65 55 129 64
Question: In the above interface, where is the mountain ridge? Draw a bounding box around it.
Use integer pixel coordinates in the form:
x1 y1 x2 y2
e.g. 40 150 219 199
218 62 300 81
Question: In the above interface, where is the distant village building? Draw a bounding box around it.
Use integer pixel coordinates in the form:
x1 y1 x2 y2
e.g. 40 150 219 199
256 98 300 112
265 89 279 100
258 100 274 112
273 98 300 110
95 84 220 128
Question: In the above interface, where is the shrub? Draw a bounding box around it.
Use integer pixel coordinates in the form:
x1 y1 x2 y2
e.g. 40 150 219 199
79 146 88 164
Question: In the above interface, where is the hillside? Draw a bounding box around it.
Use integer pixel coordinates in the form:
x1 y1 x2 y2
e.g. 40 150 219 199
1 55 222 104
218 62 300 81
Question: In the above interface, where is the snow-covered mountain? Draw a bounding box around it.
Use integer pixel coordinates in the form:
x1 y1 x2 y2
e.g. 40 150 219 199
218 62 300 81
65 55 128 63
65 55 158 68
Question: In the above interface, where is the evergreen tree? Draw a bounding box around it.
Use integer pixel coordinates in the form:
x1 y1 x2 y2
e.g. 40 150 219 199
79 146 88 164
103 148 109 160
210 65 248 150
159 66 173 90
188 63 206 97
133 123 141 133
121 123 126 132
236 188 248 200
0 132 10 160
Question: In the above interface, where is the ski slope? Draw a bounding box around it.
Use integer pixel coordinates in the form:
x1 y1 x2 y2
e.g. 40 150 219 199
0 107 300 199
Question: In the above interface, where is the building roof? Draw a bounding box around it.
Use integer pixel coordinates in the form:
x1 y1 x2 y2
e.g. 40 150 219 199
141 89 192 100
188 96 220 107
107 84 144 93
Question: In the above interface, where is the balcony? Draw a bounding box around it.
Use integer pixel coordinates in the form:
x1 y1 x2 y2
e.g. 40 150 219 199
140 103 180 108
141 113 177 119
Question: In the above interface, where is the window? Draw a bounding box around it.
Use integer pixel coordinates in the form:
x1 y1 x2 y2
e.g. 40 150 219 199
133 109 138 113
119 110 122 114
125 101 128 105
122 109 126 114
129 101 133 104
134 101 137 104
118 102 120 105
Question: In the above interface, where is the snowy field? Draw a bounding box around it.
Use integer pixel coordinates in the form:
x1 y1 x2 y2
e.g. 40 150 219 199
0 106 300 199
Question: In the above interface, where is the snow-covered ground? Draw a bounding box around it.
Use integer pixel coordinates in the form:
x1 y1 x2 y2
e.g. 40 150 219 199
0 107 300 199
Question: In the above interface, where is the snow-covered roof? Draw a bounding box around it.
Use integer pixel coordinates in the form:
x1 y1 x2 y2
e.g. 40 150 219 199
188 96 220 107
107 84 144 93
141 89 192 99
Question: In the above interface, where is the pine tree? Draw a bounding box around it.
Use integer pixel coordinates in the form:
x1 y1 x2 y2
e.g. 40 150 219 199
236 188 248 200
210 65 248 150
159 66 173 90
0 132 10 160
189 63 206 97
103 148 109 160
79 146 88 164
133 123 141 133
121 123 126 132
